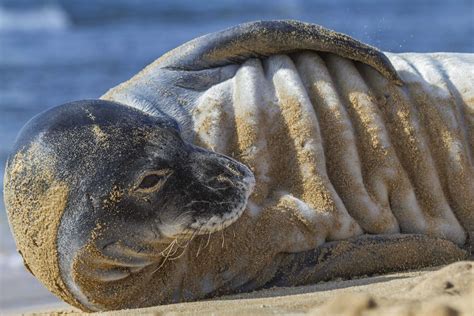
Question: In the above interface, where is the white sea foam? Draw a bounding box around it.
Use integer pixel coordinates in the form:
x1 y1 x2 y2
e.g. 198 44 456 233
0 5 71 32
0 252 23 270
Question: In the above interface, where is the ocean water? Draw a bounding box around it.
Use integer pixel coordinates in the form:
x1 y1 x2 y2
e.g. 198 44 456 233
0 0 473 310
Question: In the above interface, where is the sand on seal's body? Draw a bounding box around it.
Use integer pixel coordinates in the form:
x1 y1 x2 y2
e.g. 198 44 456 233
89 49 473 309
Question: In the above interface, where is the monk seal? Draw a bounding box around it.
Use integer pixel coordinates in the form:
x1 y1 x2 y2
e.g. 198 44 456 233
3 20 472 311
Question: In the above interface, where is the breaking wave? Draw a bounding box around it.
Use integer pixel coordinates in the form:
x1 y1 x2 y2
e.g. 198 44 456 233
0 252 23 269
0 5 70 32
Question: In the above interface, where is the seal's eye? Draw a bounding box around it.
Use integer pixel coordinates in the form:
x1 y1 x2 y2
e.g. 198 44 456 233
136 170 172 193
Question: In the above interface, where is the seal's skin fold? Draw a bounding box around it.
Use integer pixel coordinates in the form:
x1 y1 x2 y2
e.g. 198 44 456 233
4 20 474 311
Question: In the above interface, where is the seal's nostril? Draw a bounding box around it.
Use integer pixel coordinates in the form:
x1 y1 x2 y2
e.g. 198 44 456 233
225 163 243 177
215 174 234 187
236 163 254 179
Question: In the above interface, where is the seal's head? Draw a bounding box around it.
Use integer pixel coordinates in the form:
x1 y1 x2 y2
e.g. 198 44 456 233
4 99 255 309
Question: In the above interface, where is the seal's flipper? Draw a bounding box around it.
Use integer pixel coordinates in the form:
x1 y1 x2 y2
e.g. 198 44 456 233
156 20 402 85
101 20 402 136
102 20 403 136
265 234 468 288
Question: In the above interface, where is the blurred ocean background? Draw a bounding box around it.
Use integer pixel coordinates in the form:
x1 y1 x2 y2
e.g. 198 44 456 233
0 0 473 312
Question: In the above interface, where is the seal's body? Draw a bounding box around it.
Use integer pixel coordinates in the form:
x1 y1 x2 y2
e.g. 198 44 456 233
4 21 473 311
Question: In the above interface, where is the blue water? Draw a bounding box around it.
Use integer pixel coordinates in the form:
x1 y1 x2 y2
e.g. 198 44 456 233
0 0 472 309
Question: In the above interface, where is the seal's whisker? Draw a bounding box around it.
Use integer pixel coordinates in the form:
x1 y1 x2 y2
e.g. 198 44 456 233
153 238 178 273
159 238 176 256
175 237 189 249
204 231 212 250
161 238 178 261
190 229 198 244
169 242 189 260
168 238 181 257
195 227 206 258
180 230 197 253
196 241 202 258
153 255 169 273
221 229 225 249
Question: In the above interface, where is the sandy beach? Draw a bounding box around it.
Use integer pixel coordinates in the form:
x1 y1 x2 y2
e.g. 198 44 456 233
24 260 472 316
